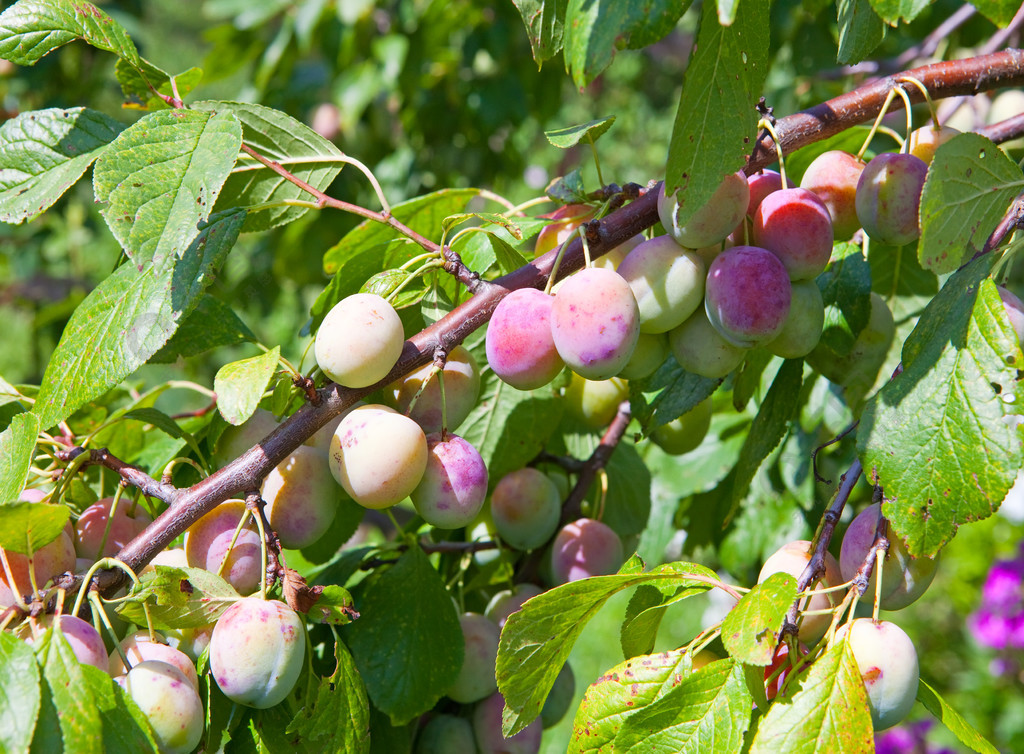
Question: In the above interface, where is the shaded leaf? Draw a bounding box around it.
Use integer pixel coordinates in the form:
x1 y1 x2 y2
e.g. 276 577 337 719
837 0 885 65
870 0 935 25
287 640 370 754
629 357 721 434
115 57 202 111
817 242 872 354
81 665 159 754
917 678 999 754
150 294 256 363
36 627 103 754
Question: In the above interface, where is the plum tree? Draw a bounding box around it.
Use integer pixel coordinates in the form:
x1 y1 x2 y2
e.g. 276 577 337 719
261 444 339 549
765 279 825 359
658 171 749 248
490 468 561 551
447 612 500 704
751 187 834 280
550 267 640 380
758 540 842 642
799 150 866 240
75 497 152 560
410 433 489 529
124 660 205 754
328 404 428 509
550 518 625 584
668 307 748 379
615 235 705 333
564 374 628 429
209 597 306 708
485 288 564 390
837 618 919 731
184 500 262 595
315 293 405 388
704 246 792 348
389 345 481 433
855 152 929 246
651 397 713 455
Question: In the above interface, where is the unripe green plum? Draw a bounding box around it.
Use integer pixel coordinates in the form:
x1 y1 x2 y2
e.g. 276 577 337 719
490 468 561 551
551 268 640 380
855 153 928 246
617 331 668 380
550 518 624 584
705 246 792 348
473 691 542 754
110 632 199 690
752 187 834 281
448 612 500 704
411 433 488 529
485 289 564 390
565 373 628 429
214 408 279 467
541 662 575 728
998 286 1024 346
534 204 594 256
209 597 305 709
839 503 939 611
651 397 712 455
37 614 108 672
185 500 262 595
484 583 544 629
315 293 405 388
668 308 748 379
616 235 705 333
415 714 477 754
799 150 866 240
75 497 152 560
124 660 204 754
765 279 825 359
658 172 749 248
262 445 339 549
907 125 959 164
758 540 842 643
328 405 428 509
389 345 481 433
836 618 919 730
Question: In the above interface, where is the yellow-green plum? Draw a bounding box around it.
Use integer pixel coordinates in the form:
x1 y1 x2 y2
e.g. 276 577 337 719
75 497 152 560
473 691 542 754
447 612 500 704
799 150 866 241
490 468 561 551
765 279 825 359
855 153 928 246
214 408 279 467
705 246 792 348
209 597 305 708
617 331 669 380
315 293 405 388
110 632 199 690
328 405 428 509
389 345 481 433
411 433 488 529
593 234 644 271
415 714 477 754
184 500 262 595
551 268 640 380
907 125 959 164
651 397 712 455
124 660 204 754
616 235 705 333
752 188 834 280
485 289 564 390
262 445 339 549
668 308 748 379
836 618 919 730
758 540 842 643
550 518 624 584
658 172 749 248
565 373 628 429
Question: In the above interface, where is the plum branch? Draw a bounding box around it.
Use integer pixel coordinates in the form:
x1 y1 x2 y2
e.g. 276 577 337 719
93 49 1024 597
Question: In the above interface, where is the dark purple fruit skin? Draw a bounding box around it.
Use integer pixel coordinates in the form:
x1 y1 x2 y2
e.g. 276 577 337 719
855 153 928 246
704 245 792 348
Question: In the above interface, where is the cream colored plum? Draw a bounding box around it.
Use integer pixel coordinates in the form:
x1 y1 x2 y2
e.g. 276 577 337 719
110 631 199 690
389 345 481 433
315 293 405 388
836 618 919 730
534 204 594 256
262 445 339 549
125 660 204 754
550 518 624 585
184 500 262 595
75 497 152 561
758 540 842 643
38 614 107 672
214 408 279 466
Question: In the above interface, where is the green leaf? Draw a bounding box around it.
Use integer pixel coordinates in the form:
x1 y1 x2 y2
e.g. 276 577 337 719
918 134 1024 274
0 107 123 224
195 100 345 232
917 678 999 754
122 407 205 463
150 294 256 363
858 259 1023 557
870 243 938 328
81 665 159 754
344 547 462 725
720 573 797 666
93 108 242 266
546 169 588 204
117 566 240 630
487 233 531 276
442 212 526 240
817 242 872 354
545 117 616 148
214 346 280 426
836 0 885 65
613 660 752 753
458 372 563 484
0 631 41 754
287 640 370 754
0 0 142 67
629 357 720 433
115 57 202 111
498 563 719 735
749 639 873 753
970 0 1021 25
600 443 651 537
619 563 719 658
0 501 68 555
564 0 691 89
36 627 104 754
32 209 244 430
309 585 358 626
511 0 567 65
726 359 803 523
664 0 769 216
0 411 39 505
869 0 934 25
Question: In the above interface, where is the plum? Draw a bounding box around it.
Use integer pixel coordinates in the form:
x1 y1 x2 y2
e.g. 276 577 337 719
617 331 669 380
836 618 919 730
315 292 405 388
752 187 834 281
415 714 477 754
855 153 928 246
490 468 561 552
565 374 628 429
907 125 959 164
616 235 705 333
668 307 748 379
485 288 564 390
411 433 488 529
262 444 339 549
550 518 624 584
484 583 544 629
704 246 792 348
758 540 842 643
651 397 713 456
124 660 204 754
799 150 866 241
389 345 481 433
185 500 262 595
658 172 749 248
447 612 500 704
473 691 542 754
75 497 152 561
765 279 825 359
110 631 199 690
